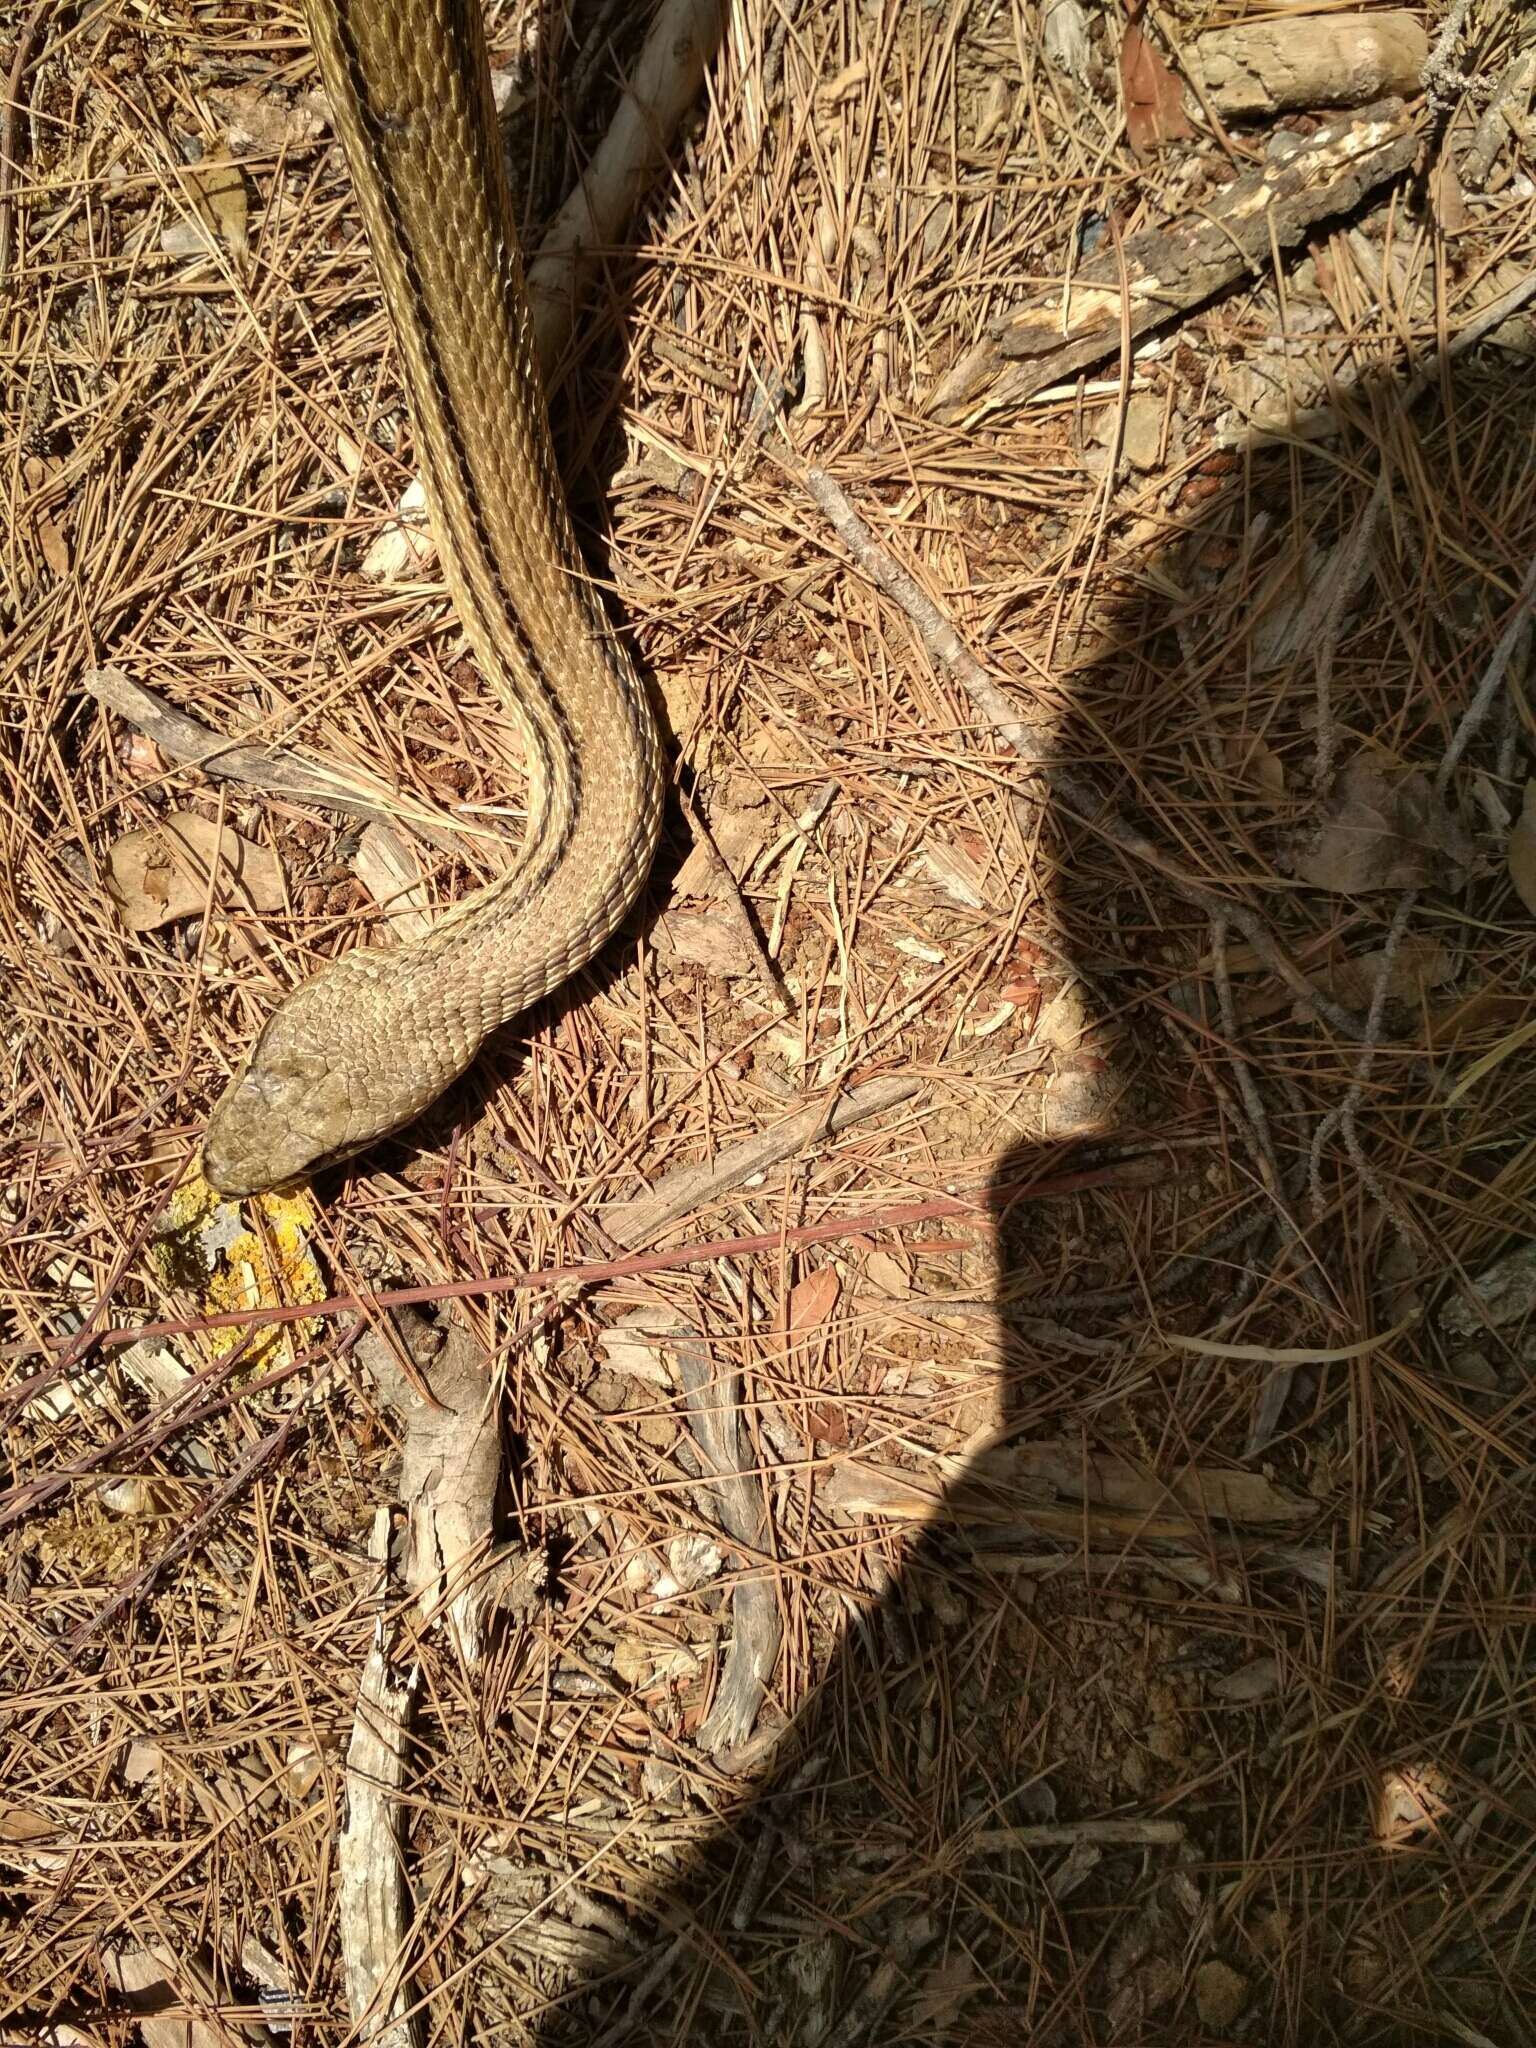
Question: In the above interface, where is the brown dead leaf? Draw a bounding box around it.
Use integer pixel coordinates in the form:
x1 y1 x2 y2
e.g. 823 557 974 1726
22 454 70 576
863 1249 911 1297
184 155 248 256
1121 13 1193 156
1224 731 1286 799
0 1804 59 1845
1431 147 1473 235
1210 1656 1281 1703
807 1400 849 1446
786 1264 841 1333
1293 756 1474 894
1507 779 1536 914
105 811 284 932
1320 934 1453 1011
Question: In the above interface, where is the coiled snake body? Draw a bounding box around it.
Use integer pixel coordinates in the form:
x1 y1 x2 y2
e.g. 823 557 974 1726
202 0 663 1196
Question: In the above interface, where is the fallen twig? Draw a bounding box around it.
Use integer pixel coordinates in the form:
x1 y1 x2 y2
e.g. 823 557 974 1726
0 0 51 291
9 1157 1147 1366
925 101 1416 420
526 0 726 372
339 1631 420 2048
600 1070 921 1245
80 666 471 857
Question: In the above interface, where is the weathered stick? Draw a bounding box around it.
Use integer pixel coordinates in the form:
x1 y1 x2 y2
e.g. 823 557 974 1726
526 0 725 372
927 99 1415 420
1189 13 1426 117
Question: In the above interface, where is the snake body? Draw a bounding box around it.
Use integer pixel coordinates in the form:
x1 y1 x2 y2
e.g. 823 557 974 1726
202 0 663 1196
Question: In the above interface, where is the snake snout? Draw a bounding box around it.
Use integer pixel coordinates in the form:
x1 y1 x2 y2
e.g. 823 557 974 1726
202 1061 344 1197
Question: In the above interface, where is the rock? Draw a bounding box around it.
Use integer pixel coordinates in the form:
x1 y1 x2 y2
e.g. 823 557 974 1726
1121 391 1165 471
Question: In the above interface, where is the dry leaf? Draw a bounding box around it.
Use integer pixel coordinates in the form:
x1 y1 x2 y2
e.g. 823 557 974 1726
1121 12 1193 156
362 476 434 579
807 1400 849 1446
1224 732 1286 799
0 1804 59 1845
1012 1442 1312 1526
171 155 248 258
1293 756 1473 894
1210 1656 1281 1703
22 453 70 576
1319 934 1452 1011
1507 779 1536 914
786 1264 841 1333
105 811 283 932
1431 147 1473 234
864 1249 910 1297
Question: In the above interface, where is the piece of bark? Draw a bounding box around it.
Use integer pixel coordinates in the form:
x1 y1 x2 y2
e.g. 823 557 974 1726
359 1316 543 1663
674 1332 780 1754
1462 46 1536 189
1189 13 1427 117
339 1633 419 2048
927 100 1415 420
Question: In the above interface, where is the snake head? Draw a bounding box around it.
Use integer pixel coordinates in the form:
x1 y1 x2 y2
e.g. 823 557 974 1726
202 1039 361 1198
201 961 467 1196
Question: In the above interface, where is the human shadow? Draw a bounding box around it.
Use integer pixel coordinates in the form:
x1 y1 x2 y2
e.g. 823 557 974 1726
497 335 1536 2048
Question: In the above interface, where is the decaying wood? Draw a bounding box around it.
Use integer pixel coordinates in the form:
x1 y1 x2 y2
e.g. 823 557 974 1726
359 1317 543 1665
674 1331 780 1754
926 100 1415 420
80 665 469 858
339 1632 419 2048
1189 12 1427 117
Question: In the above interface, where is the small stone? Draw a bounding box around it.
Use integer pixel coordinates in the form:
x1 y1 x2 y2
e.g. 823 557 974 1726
1121 391 1165 471
1195 1959 1249 2028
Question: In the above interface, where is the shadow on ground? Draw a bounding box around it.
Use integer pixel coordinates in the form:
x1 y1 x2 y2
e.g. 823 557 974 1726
503 342 1536 2046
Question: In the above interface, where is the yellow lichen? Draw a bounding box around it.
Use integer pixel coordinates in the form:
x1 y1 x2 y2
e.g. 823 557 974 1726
151 1166 325 1368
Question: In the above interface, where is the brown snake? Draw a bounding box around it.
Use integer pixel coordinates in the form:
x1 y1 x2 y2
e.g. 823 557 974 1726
202 0 663 1196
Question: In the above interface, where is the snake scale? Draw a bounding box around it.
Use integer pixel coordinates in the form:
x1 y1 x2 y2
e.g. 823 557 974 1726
202 0 663 1196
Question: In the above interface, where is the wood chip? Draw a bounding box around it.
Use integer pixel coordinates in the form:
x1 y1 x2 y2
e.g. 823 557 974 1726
339 1636 419 2048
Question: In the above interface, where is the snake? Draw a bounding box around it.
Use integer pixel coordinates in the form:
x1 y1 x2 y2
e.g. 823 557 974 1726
201 0 664 1197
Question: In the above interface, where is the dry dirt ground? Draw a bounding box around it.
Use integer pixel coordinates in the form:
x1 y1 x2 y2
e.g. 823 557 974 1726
3 0 1536 2042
